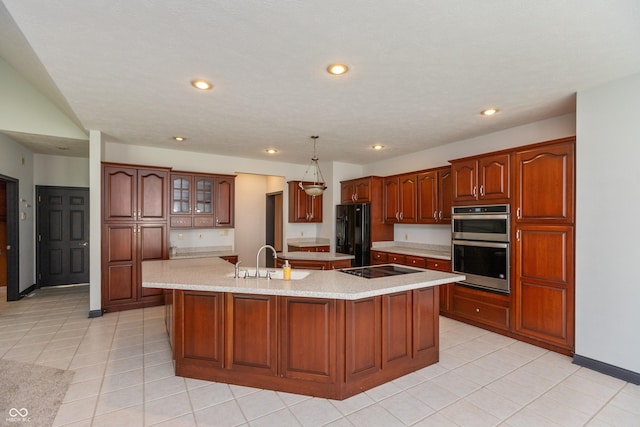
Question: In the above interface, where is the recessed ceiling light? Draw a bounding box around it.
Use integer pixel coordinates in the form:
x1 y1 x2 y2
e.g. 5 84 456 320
265 149 278 154
372 144 384 150
327 64 349 75
191 79 212 90
173 136 187 142
481 108 499 116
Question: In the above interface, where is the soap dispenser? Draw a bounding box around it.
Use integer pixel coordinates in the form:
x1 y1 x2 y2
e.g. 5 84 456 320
283 260 291 280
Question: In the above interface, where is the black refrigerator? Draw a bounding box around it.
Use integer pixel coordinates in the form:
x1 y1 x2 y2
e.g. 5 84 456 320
335 203 371 267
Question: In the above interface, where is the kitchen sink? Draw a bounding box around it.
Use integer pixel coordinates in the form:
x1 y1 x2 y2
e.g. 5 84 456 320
227 269 310 280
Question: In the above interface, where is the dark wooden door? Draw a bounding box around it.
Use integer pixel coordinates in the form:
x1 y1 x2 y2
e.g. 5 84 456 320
383 177 400 222
214 176 235 227
37 186 90 286
399 174 417 223
438 167 453 223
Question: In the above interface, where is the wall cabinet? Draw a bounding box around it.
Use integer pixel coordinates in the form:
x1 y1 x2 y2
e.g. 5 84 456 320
288 181 323 223
340 176 394 243
170 172 235 228
511 138 575 352
103 165 170 222
101 163 169 312
514 141 574 224
341 177 373 203
417 167 452 224
451 153 510 204
384 173 417 223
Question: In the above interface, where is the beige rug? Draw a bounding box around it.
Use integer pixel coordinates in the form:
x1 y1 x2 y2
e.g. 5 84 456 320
0 359 75 427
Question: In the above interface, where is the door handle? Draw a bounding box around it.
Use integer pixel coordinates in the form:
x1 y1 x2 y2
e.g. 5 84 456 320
80 242 88 246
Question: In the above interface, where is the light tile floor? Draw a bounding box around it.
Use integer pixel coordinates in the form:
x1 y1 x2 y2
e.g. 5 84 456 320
0 285 638 426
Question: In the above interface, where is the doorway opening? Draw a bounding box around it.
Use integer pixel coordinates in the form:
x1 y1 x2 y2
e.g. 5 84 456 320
265 191 283 268
0 174 20 301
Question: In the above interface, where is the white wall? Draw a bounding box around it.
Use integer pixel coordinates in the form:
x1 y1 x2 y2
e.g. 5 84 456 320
34 154 89 187
363 113 577 247
575 72 640 374
0 57 86 139
0 134 35 293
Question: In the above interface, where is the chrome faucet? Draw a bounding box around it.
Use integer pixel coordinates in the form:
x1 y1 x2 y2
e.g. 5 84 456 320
255 245 278 278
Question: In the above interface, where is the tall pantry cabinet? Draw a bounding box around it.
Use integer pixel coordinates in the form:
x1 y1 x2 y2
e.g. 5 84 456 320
512 138 575 351
101 163 170 312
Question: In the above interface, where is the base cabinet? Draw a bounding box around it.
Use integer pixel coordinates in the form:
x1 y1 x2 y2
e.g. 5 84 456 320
276 258 351 270
513 225 574 349
171 288 440 400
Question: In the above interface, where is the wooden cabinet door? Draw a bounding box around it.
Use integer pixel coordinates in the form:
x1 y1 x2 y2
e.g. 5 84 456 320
398 174 417 223
382 292 412 368
478 153 510 201
193 175 214 215
354 178 371 202
171 173 192 215
137 168 169 221
417 171 438 223
514 141 575 224
383 177 400 223
177 291 224 366
280 297 338 383
227 293 278 375
345 297 381 381
452 159 477 203
438 167 453 223
513 225 574 350
214 176 235 227
288 181 322 223
103 166 137 221
138 223 167 298
341 181 356 203
102 223 137 306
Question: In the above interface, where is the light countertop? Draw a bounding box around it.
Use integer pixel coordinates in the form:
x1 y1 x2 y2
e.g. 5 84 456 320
371 242 451 260
277 252 355 261
142 257 464 300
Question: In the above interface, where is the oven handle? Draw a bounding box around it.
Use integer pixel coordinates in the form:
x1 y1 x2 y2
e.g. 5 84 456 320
451 214 509 221
452 240 509 249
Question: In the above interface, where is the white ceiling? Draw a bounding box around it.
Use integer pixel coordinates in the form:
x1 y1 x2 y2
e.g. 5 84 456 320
1 1 640 164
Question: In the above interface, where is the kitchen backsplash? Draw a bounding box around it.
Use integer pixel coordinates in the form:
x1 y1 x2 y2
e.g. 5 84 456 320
169 228 235 250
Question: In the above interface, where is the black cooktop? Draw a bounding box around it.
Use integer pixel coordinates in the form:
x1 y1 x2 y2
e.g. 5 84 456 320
339 264 422 279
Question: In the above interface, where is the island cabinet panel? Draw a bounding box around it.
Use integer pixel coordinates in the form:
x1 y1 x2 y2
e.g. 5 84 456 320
169 287 444 400
345 297 381 382
180 291 224 365
226 294 278 375
382 292 412 368
280 297 338 384
413 287 438 359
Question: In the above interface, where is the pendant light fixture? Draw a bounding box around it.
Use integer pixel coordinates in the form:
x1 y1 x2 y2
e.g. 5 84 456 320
299 136 327 197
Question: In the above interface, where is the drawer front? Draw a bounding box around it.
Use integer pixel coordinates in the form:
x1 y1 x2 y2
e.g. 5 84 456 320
426 259 451 272
193 216 215 227
371 251 388 264
388 253 405 264
452 295 509 330
170 216 192 228
316 246 330 252
405 256 426 268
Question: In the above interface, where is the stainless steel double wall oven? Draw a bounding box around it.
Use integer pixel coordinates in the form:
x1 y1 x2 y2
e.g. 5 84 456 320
452 204 510 293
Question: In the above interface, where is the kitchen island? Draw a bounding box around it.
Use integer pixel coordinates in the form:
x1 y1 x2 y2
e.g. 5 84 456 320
142 257 464 399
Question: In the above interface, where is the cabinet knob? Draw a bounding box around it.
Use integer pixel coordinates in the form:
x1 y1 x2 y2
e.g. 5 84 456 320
480 185 485 196
433 211 438 221
473 186 477 198
476 308 480 313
